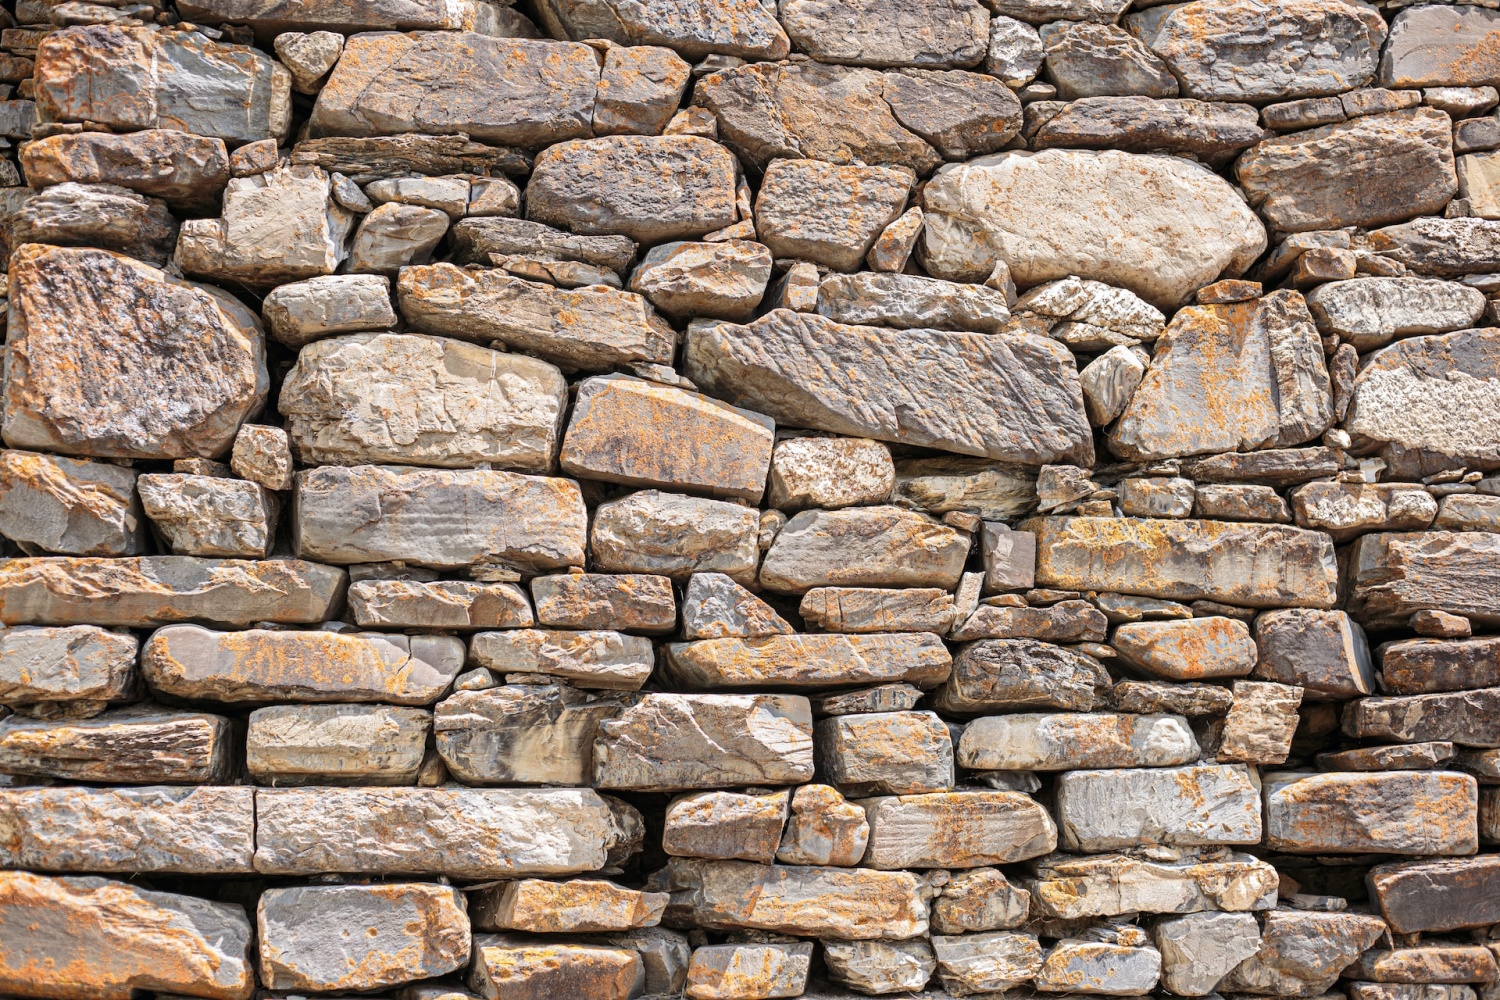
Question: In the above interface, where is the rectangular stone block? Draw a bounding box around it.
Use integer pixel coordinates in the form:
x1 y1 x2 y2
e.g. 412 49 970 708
435 684 626 786
590 490 759 582
1367 856 1500 934
471 878 666 934
1253 608 1374 698
1264 770 1480 855
469 935 641 1000
1026 853 1279 919
1343 688 1500 747
0 785 254 874
0 706 233 784
933 639 1112 713
1347 531 1500 627
531 572 676 634
687 942 813 1000
0 449 145 556
253 786 636 877
759 506 971 593
177 0 468 33
957 712 1199 771
815 711 954 796
662 789 790 864
1055 764 1263 852
663 633 951 691
294 464 587 572
469 628 654 690
0 624 138 714
799 587 957 634
1023 515 1340 609
348 578 535 630
1379 637 1500 694
247 704 431 786
858 790 1057 869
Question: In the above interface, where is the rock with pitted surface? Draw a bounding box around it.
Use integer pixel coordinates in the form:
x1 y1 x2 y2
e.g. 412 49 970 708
258 882 470 992
1027 852 1279 918
1113 616 1257 680
768 437 895 511
755 159 913 272
957 712 1199 771
10 183 178 267
473 878 666 934
1236 109 1456 234
261 274 397 348
281 333 566 473
294 464 587 572
435 684 627 785
4 244 267 461
1290 481 1438 541
1379 637 1500 695
142 624 465 704
20 129 231 211
664 789 789 863
1362 216 1500 276
1041 22 1180 100
931 931 1045 994
920 148 1266 307
0 705 233 783
532 0 790 60
1219 908 1389 996
0 450 144 557
1346 530 1500 627
933 638 1112 713
779 0 989 68
686 310 1093 464
348 579 535 630
1263 770 1480 855
247 704 431 785
1035 940 1163 995
176 0 474 33
398 263 677 371
1056 764 1262 851
1032 96 1266 165
931 868 1031 933
0 871 255 1000
136 474 278 560
1379 5 1500 88
531 573 676 634
1305 278 1485 352
310 32 598 147
859 790 1057 868
760 506 970 593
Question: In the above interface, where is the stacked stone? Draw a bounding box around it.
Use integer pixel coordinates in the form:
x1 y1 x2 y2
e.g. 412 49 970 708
0 0 1499 999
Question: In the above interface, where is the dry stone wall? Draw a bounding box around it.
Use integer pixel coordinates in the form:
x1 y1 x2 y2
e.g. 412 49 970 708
0 0 1498 997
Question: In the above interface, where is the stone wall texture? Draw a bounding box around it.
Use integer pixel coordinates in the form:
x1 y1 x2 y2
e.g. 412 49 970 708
0 0 1499 998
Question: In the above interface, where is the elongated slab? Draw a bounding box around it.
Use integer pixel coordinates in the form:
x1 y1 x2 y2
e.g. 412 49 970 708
1367 856 1500 934
684 309 1093 465
1264 771 1479 855
0 706 234 783
1024 515 1339 609
254 786 636 877
958 712 1199 771
1055 764 1262 852
663 633 951 690
1347 531 1500 627
858 790 1057 869
247 704 431 786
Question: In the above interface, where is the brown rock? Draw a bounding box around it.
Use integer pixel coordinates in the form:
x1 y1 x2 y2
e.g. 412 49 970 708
1252 608 1374 698
663 789 789 863
0 705 233 783
1264 770 1479 855
755 158 913 272
590 490 760 583
933 638 1112 713
859 790 1057 869
759 506 970 594
880 68 1025 160
0 450 145 558
1032 96 1266 165
1112 616 1258 681
1379 636 1500 695
1347 531 1500 628
814 710 954 796
593 44 692 137
348 579 535 630
1343 687 1500 748
1367 856 1500 934
20 129 230 211
950 600 1107 642
777 783 870 866
473 878 666 934
531 573 676 634
468 935 642 1000
468 629 653 691
247 703 431 786
664 632 951 690
532 0 791 61
801 587 957 634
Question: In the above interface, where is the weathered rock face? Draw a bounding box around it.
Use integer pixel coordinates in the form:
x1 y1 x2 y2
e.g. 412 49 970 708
957 711 1199 770
1264 770 1480 855
1379 5 1500 88
1027 852 1279 918
919 148 1266 307
1219 909 1388 996
247 704 430 785
1055 764 1262 851
5 244 268 461
756 158 913 271
0 450 144 558
1347 530 1500 627
1032 96 1266 164
534 0 790 60
1306 278 1485 352
859 790 1057 868
20 129 231 211
934 638 1112 713
1368 856 1500 934
591 490 760 582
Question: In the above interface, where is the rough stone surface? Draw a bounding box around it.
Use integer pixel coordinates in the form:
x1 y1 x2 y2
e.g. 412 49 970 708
1264 770 1480 855
247 703 430 786
1055 764 1262 851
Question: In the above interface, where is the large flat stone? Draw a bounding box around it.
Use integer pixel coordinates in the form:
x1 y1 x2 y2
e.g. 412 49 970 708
957 711 1199 770
20 129 230 212
590 490 760 582
687 310 1091 464
664 633 950 690
1379 5 1500 88
532 0 790 60
933 638 1112 713
4 244 267 461
0 624 138 716
858 790 1057 869
468 934 642 1000
1055 764 1262 851
1342 688 1500 748
280 333 566 473
1026 852 1279 918
435 684 627 785
759 506 971 593
1032 95 1267 165
594 693 814 791
1362 217 1500 277
142 624 463 705
0 556 346 628
472 878 666 934
34 24 290 144
254 786 637 877
1154 911 1263 997
1346 531 1500 627
294 464 586 572
1264 770 1480 855
0 785 254 874
1367 856 1500 934
1379 637 1500 694
470 629 654 690
258 882 470 992
0 706 233 784
136 474 278 559
1026 515 1338 609
0 871 254 1000
801 587 956 635
560 375 773 502
247 704 431 786
398 263 677 371
310 32 597 147
919 148 1266 308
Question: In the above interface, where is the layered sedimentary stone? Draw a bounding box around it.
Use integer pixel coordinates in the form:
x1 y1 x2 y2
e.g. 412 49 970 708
348 579 535 630
254 786 636 876
664 632 949 690
802 588 956 635
931 931 1044 994
1264 770 1480 855
1219 679 1303 764
816 271 1010 333
590 490 760 582
1368 856 1500 933
531 573 676 634
136 474 278 559
0 625 138 716
310 32 597 147
1218 909 1389 996
1032 96 1266 164
594 693 814 791
294 464 586 572
1027 516 1338 609
1342 688 1500 748
177 0 476 33
142 625 464 704
950 600 1104 642
470 629 654 690
760 507 970 593
858 790 1057 869
0 871 255 1000
1055 764 1262 851
473 878 666 934
247 704 431 785
435 685 627 786
468 934 642 1000
630 240 772 321
1378 637 1500 694
1305 278 1485 352
815 711 954 796
1026 852 1279 918
20 129 231 211
0 556 346 628
879 67 1025 160
686 310 1092 464
919 148 1266 307
934 639 1112 713
957 712 1199 771
398 263 677 371
1112 617 1258 680
682 573 792 639
4 244 268 461
1346 531 1500 626
261 274 397 348
0 705 232 784
664 790 790 863
892 456 1038 520
532 0 791 60
931 868 1031 933
10 183 178 266
1036 940 1163 995
0 785 254 873
822 939 936 995
258 883 471 992
1290 482 1438 542
280 333 566 472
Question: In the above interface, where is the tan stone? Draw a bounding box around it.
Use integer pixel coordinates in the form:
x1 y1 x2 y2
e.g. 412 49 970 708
468 935 641 1000
19 129 231 212
1218 680 1303 764
1264 770 1480 855
230 424 295 491
760 506 971 593
247 703 431 786
664 632 950 690
1347 530 1500 627
137 474 279 559
800 587 957 634
933 638 1112 713
1026 852 1279 918
629 239 772 321
531 573 676 633
958 711 1199 771
932 868 1031 933
685 942 812 1000
1113 616 1258 680
663 789 789 863
931 931 1045 994
859 790 1057 869
777 784 870 867
473 879 666 934
815 710 954 796
434 684 627 786
532 0 790 61
0 705 233 784
768 436 894 511
0 450 144 557
348 579 536 630
590 490 760 582
469 629 654 690
1055 763 1262 852
755 158 913 272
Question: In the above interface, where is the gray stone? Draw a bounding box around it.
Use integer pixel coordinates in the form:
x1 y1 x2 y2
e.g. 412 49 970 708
933 638 1112 713
1080 345 1149 427
950 599 1106 642
814 710 953 796
247 704 431 786
1435 493 1500 532
1380 5 1500 88
879 68 1026 162
1346 530 1500 628
801 587 957 635
1218 909 1389 996
137 474 278 559
348 579 535 630
594 44 692 137
686 309 1093 464
931 867 1032 933
346 202 450 273
590 490 760 583
988 15 1045 84
0 705 233 784
530 573 676 634
1032 96 1267 165
1305 278 1485 352
823 939 938 995
1362 216 1500 277
768 436 895 512
20 129 231 212
665 632 950 690
1252 608 1374 698
0 450 145 557
760 506 971 594
957 711 1199 771
682 572 793 639
663 789 789 863
1027 852 1279 919
0 625 137 716
892 455 1038 520
817 271 1010 332
1218 680 1303 765
230 424 295 492
756 159 913 272
629 239 771 321
779 0 989 68
1035 940 1163 995
451 217 638 274
10 182 178 266
471 878 666 934
931 931 1045 994
1155 911 1263 996
1343 687 1500 748
1119 477 1196 518
1056 764 1262 851
1367 855 1500 934
469 629 654 691
1113 679 1235 716
1041 22 1179 100
261 274 397 348
532 0 791 60
435 684 626 786
1289 481 1437 541
777 783 871 866
859 789 1057 868
685 941 812 998
1264 770 1480 855
274 29 342 93
1379 636 1500 695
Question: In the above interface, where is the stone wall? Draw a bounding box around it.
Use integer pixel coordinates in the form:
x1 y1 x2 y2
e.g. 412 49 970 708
0 0 1497 997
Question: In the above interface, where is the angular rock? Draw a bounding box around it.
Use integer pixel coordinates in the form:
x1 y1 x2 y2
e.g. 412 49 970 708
957 711 1199 771
261 273 397 348
814 710 953 796
663 789 790 863
0 871 254 1000
1026 516 1339 609
532 0 790 60
1041 22 1179 100
1379 637 1500 695
591 490 760 582
398 263 676 371
1305 277 1485 352
435 684 626 786
469 629 653 691
777 783 870 866
1218 909 1389 996
1154 911 1263 996
859 790 1057 869
348 579 535 630
247 703 431 786
143 624 464 705
823 939 937 995
0 705 232 783
1056 764 1262 851
950 600 1105 642
472 878 665 934
801 587 956 635
1195 484 1293 523
934 638 1112 713
593 44 692 137
1113 616 1258 680
1367 856 1500 934
1290 481 1437 542
137 474 278 559
892 455 1038 520
1119 476 1197 519
254 786 636 877
0 625 137 717
10 182 178 266
468 934 640 1000
1264 770 1480 855
755 159 912 272
1032 96 1267 165
294 464 586 572
5 244 267 461
816 271 1010 332
931 868 1031 933
665 632 950 690
660 857 929 940
20 129 230 211
346 202 449 273
0 556 346 628
230 424 295 491
768 436 894 511
35 24 290 144
880 67 1025 160
629 239 771 321
867 206 926 271
1317 742 1456 772
931 931 1044 994
1379 5 1500 88
920 148 1266 308
1342 688 1500 748
1346 947 1499 986
1435 493 1500 532
594 693 814 791
1219 681 1303 765
451 216 638 274
0 450 145 557
686 310 1093 464
1344 331 1500 478
526 135 738 244
684 941 811 999
258 882 470 992
1347 530 1500 627
1080 345 1149 427
1036 940 1163 995
1253 608 1374 698
310 32 597 147
1028 852 1279 919
682 573 792 639
759 506 969 594
1113 679 1235 717
531 573 675 634
779 0 988 68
